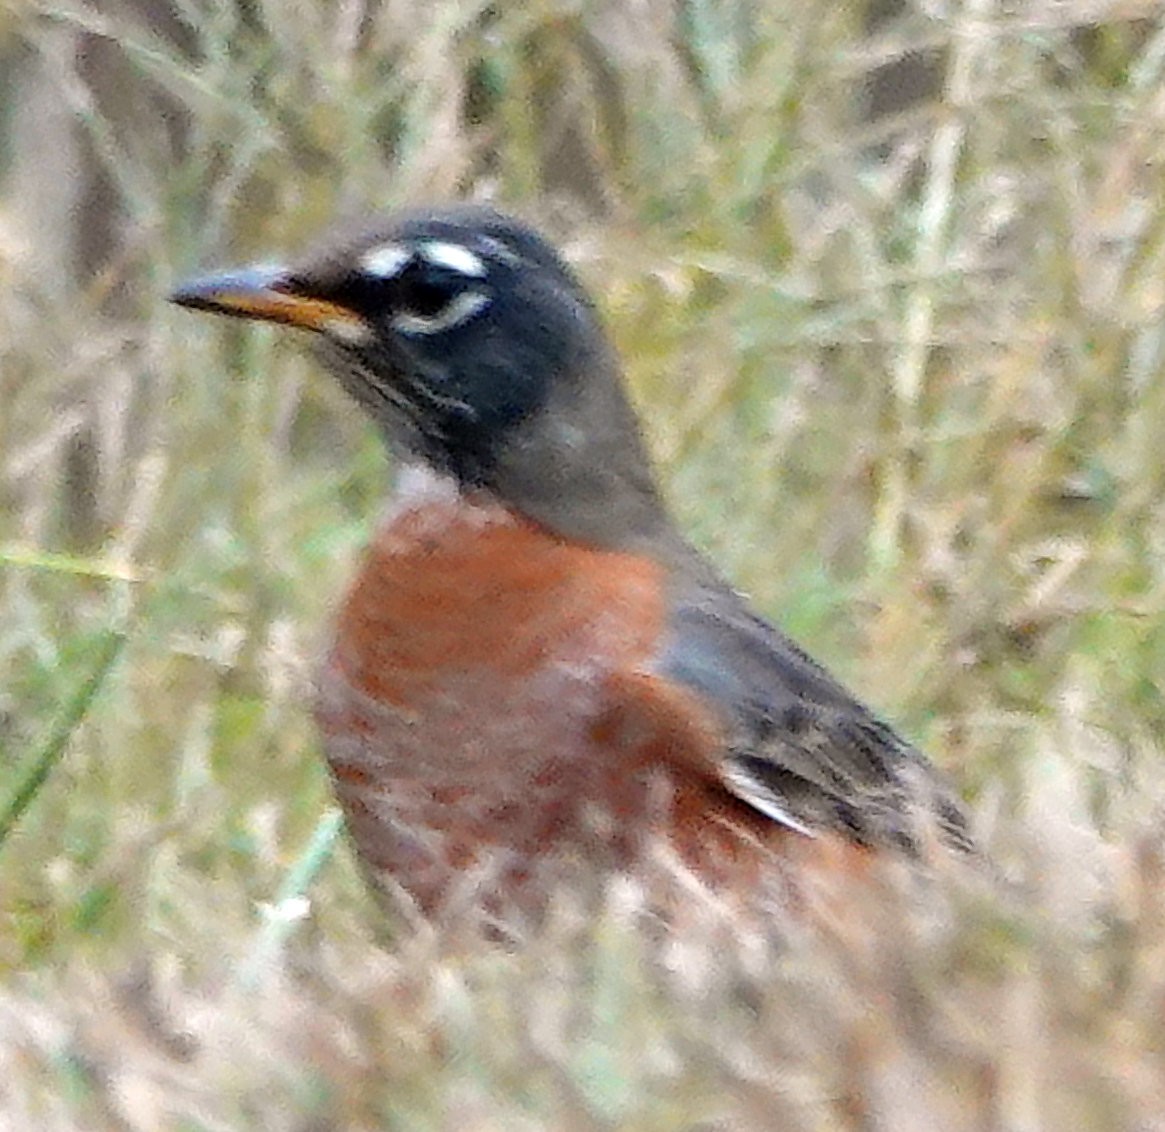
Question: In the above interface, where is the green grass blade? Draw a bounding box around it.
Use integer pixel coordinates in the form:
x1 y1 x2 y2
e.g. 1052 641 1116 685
0 630 127 849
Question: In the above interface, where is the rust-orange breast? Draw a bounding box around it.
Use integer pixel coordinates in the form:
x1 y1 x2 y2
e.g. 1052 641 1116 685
312 474 871 924
313 474 713 916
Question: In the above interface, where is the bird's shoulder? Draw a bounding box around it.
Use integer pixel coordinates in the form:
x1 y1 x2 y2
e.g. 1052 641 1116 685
627 547 972 853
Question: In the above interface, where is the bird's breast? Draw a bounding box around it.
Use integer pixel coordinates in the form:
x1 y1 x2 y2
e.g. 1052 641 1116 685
319 479 668 742
312 473 680 913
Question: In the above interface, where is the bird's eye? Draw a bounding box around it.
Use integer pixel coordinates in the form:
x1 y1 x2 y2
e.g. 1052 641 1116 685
394 271 456 320
385 263 491 336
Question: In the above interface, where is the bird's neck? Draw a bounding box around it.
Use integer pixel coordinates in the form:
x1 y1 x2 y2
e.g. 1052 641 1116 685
386 354 675 553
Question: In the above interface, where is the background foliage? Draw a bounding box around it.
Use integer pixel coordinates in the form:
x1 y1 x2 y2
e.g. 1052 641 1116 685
2 0 1165 1127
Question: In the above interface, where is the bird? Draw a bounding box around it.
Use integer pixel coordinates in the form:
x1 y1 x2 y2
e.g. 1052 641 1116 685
171 205 971 931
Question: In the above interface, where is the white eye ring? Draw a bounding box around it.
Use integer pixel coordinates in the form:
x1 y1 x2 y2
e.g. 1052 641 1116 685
419 240 487 278
360 242 412 278
391 290 491 335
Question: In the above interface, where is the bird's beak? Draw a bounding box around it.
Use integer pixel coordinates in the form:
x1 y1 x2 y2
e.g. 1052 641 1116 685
170 265 367 339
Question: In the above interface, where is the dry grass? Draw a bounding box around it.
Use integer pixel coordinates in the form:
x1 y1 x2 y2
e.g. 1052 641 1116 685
3 0 1165 1127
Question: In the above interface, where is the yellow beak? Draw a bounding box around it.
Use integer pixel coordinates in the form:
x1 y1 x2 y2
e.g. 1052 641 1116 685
170 265 367 339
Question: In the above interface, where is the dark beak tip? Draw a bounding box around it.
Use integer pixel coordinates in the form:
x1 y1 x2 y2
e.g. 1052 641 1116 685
168 264 292 311
168 285 214 310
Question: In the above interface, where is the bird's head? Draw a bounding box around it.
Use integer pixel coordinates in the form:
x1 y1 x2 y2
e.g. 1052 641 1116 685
171 206 666 546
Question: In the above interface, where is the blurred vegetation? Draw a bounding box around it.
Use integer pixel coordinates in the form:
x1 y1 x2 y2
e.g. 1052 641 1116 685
2 0 1165 1127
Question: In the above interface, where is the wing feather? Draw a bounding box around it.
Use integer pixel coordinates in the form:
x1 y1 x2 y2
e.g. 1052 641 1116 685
653 583 971 853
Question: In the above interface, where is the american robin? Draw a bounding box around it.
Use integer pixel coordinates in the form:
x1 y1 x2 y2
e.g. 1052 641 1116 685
171 206 970 927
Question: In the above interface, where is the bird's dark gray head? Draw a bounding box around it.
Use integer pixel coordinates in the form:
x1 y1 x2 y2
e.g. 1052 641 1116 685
171 205 667 547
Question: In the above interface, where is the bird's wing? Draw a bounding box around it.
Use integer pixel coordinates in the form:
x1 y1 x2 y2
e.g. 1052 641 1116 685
650 582 972 853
